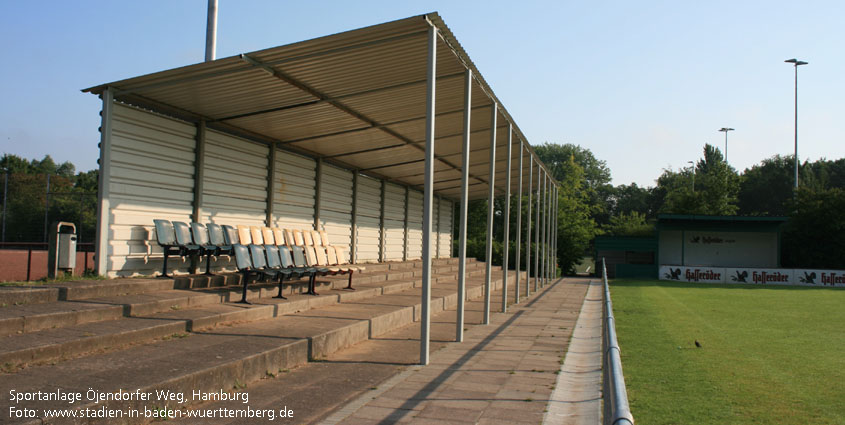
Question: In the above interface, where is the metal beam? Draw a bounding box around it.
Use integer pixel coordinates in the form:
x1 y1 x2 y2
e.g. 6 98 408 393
95 88 114 276
514 141 523 303
483 102 497 326
526 156 532 297
266 142 277 226
501 124 512 313
314 158 323 230
534 168 541 292
420 25 436 366
192 121 207 223
403 186 409 262
379 179 386 262
456 69 471 342
351 171 359 263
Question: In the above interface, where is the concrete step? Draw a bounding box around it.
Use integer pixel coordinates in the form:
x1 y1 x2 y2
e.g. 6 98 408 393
0 301 124 337
0 271 523 425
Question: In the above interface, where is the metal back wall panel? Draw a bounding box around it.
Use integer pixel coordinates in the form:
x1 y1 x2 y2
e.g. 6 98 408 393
273 150 316 229
406 189 423 260
355 175 382 263
438 199 453 258
200 129 269 227
383 183 406 260
108 103 196 277
320 164 353 261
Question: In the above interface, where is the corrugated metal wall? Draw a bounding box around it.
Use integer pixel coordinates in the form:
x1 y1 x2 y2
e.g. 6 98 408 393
108 103 196 276
406 190 423 260
383 183 406 261
355 175 381 263
103 104 454 276
438 198 453 258
200 129 268 227
319 164 353 262
273 150 315 229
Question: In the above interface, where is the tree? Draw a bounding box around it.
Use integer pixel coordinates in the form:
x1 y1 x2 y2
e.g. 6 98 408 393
781 187 845 269
603 211 654 237
658 144 739 215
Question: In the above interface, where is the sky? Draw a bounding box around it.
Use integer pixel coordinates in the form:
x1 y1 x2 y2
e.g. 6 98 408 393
1 1 842 187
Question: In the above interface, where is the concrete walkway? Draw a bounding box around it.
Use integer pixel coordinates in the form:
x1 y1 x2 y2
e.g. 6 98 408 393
326 278 592 425
543 280 602 424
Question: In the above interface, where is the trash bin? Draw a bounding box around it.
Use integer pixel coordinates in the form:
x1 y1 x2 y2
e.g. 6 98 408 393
48 222 77 279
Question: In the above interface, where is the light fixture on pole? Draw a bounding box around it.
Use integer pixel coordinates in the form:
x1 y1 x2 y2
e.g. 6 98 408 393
785 58 807 189
718 127 734 163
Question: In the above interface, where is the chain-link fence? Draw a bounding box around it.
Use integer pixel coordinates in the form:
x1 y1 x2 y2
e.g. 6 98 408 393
0 172 97 281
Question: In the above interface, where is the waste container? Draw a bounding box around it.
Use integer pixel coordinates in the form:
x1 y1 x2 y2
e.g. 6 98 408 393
48 222 77 279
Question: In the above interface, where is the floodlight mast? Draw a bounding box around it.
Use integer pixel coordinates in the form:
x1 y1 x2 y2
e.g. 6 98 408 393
205 0 218 61
784 58 808 189
718 127 734 163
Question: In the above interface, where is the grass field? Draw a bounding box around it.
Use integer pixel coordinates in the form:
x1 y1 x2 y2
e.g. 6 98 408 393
610 280 845 424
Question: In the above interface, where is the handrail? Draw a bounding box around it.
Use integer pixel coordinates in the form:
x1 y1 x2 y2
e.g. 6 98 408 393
602 257 635 425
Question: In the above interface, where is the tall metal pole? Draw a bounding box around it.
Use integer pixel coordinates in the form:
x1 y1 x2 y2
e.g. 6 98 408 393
525 157 532 297
456 69 472 343
1 169 7 242
501 125 512 313
785 58 807 189
420 25 437 365
483 103 498 325
514 142 523 303
205 0 218 62
534 168 541 292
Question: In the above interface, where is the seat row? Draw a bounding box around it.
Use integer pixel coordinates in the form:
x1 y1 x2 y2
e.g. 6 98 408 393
153 220 365 303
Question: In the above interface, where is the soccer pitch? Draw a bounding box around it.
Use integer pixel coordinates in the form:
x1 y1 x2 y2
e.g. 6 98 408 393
610 280 845 424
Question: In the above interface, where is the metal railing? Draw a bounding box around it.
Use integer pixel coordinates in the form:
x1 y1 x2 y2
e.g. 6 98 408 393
602 257 634 425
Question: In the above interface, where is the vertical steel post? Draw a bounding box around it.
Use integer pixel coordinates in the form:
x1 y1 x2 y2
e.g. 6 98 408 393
379 180 386 262
351 171 359 263
526 157 532 296
456 69 472 342
545 176 551 284
314 158 323 230
514 142 523 303
95 87 113 276
403 186 409 261
420 25 437 365
554 185 559 278
205 0 218 62
534 168 541 292
193 122 207 224
483 102 498 325
435 196 441 259
1 169 8 242
265 142 277 227
541 174 547 286
501 124 512 313
43 174 50 243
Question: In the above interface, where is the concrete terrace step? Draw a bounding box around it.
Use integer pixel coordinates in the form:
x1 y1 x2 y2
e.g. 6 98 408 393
1 270 521 425
0 301 124 337
0 268 509 372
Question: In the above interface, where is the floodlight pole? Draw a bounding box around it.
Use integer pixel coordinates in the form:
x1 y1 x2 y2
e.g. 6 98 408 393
205 0 218 62
420 25 437 366
501 124 512 313
484 102 498 325
785 58 807 189
718 127 734 163
456 69 472 342
688 161 695 192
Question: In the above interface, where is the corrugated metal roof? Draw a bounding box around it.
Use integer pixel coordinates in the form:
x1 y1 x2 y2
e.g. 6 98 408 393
83 12 558 200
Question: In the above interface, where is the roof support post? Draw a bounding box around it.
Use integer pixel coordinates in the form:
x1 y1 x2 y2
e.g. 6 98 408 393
553 185 558 279
95 87 113 276
546 177 552 284
420 25 437 366
483 102 498 326
456 69 472 343
526 156 532 297
514 141 523 303
266 142 277 227
314 158 323 230
501 124 512 313
534 168 541 292
543 175 549 286
190 121 207 274
435 195 441 259
379 180 386 262
403 186 409 262
351 171 359 263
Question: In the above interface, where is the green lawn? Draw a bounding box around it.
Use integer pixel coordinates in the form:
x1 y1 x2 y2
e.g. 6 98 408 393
610 280 845 425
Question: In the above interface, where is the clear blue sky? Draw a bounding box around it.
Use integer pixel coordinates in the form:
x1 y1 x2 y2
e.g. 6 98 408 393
1 1 842 186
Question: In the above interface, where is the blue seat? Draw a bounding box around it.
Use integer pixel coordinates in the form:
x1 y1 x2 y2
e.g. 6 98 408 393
190 222 219 275
153 219 189 278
